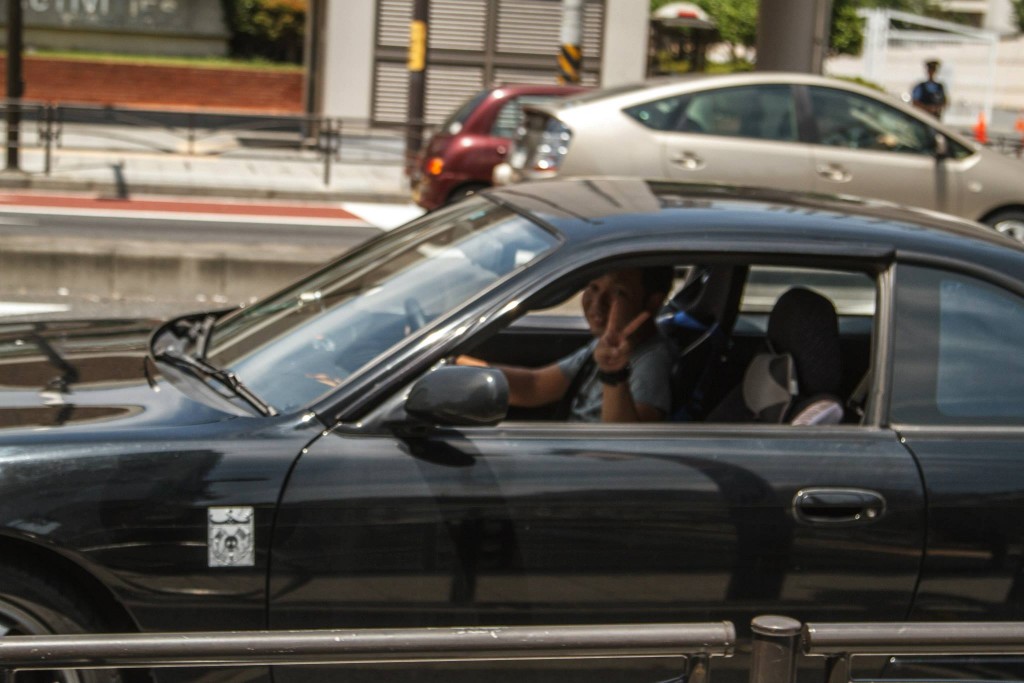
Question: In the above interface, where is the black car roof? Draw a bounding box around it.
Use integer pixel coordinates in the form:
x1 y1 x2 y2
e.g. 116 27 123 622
487 178 1024 283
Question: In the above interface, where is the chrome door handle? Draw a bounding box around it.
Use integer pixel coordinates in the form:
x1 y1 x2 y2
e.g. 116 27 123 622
816 163 851 183
669 151 705 170
793 487 885 525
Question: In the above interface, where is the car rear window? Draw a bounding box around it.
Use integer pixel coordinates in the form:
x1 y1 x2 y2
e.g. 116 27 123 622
492 95 570 138
441 89 491 135
890 264 1024 425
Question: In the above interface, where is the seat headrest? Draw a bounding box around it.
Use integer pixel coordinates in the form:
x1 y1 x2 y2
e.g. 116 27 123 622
767 288 842 397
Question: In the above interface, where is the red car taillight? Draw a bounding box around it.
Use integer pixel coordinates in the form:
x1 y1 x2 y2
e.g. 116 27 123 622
426 157 444 175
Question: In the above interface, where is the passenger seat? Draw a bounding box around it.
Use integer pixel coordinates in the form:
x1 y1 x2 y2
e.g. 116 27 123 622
705 287 844 425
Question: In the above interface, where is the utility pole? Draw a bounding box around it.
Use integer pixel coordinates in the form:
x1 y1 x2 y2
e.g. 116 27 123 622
405 0 428 176
755 0 832 74
6 0 25 171
558 0 583 84
302 0 326 122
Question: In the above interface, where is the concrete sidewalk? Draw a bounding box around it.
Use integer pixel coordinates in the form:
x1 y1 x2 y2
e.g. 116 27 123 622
0 122 413 203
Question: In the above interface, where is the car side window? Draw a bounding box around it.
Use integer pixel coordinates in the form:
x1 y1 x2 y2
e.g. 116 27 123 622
676 85 797 141
890 264 1024 425
623 94 687 131
625 86 797 141
809 87 934 154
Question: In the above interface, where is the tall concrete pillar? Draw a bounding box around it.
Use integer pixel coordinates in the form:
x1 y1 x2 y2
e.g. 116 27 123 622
320 0 376 120
601 0 649 86
755 0 832 74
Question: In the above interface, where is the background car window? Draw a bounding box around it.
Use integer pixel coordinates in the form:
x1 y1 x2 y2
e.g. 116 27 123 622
947 136 974 160
440 89 490 135
624 94 687 131
809 87 934 154
678 85 797 141
891 264 1024 425
491 96 563 139
742 266 876 316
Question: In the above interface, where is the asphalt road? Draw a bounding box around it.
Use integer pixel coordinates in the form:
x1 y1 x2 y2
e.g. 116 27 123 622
0 196 422 321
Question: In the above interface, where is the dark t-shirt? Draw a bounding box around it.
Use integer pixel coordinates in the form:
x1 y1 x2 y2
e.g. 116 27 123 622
913 79 946 107
556 336 674 422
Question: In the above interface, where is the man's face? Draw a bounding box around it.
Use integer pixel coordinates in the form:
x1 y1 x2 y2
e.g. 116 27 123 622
580 269 649 337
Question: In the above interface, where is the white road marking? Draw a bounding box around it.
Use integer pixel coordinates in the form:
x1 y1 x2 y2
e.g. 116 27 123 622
0 204 371 228
0 302 70 317
340 202 425 231
0 202 424 230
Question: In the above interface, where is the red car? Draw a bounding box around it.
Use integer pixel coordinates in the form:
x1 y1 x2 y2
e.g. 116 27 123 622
411 83 587 210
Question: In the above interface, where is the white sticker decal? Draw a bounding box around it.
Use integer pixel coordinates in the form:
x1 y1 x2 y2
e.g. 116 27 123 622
208 506 255 568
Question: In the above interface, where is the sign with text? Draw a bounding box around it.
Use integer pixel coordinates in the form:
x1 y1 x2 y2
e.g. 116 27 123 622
0 0 227 38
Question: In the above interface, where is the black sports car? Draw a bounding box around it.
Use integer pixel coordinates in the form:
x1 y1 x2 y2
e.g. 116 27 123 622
1 178 1023 683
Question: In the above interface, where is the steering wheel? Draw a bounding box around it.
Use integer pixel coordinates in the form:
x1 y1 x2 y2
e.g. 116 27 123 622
404 297 428 334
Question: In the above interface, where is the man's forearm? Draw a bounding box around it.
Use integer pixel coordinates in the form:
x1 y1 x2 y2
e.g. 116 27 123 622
496 365 544 407
601 383 664 423
600 383 642 422
455 355 566 407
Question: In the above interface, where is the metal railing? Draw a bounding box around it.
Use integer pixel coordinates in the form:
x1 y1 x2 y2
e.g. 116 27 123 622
0 99 422 186
7 615 1024 683
980 133 1024 158
0 99 1018 196
751 615 1024 683
0 621 735 682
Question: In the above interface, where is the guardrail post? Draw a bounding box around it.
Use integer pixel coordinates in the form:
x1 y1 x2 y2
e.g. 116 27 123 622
55 106 64 149
43 103 55 175
685 653 710 683
749 616 801 683
187 112 196 155
322 118 335 186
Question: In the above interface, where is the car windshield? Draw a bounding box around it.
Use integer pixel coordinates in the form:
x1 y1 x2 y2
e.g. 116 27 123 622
203 198 559 413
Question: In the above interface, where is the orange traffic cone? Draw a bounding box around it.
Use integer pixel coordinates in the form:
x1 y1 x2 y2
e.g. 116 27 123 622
973 112 988 145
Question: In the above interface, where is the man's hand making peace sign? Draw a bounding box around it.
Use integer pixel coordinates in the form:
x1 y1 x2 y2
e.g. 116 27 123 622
581 270 668 423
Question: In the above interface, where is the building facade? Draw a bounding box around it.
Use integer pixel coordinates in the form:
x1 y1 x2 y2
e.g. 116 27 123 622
315 0 649 124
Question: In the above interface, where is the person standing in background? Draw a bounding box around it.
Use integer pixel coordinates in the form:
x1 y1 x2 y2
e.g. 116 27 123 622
912 59 947 120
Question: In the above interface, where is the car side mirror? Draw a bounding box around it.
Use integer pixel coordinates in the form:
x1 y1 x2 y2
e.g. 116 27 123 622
934 133 949 159
405 366 509 427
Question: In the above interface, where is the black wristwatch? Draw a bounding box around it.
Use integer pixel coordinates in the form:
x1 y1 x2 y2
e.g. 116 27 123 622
597 364 631 386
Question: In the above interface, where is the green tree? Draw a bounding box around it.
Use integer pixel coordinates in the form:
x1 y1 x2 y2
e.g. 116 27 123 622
651 0 757 50
831 0 864 55
1013 0 1024 30
650 0 952 60
221 0 306 63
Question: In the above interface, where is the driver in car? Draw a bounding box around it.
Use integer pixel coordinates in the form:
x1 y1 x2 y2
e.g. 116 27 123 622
459 267 674 423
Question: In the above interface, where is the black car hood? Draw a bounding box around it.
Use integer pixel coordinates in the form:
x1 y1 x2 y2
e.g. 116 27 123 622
0 317 231 432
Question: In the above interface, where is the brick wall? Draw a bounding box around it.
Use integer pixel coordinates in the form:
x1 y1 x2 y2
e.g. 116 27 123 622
0 56 303 113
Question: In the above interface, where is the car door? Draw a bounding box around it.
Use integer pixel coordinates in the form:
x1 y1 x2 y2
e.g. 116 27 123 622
268 423 921 683
805 86 955 213
882 261 1024 680
266 257 925 683
890 263 1024 620
642 84 815 192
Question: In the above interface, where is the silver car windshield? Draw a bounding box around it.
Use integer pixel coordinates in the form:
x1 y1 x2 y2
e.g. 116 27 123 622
206 198 559 412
